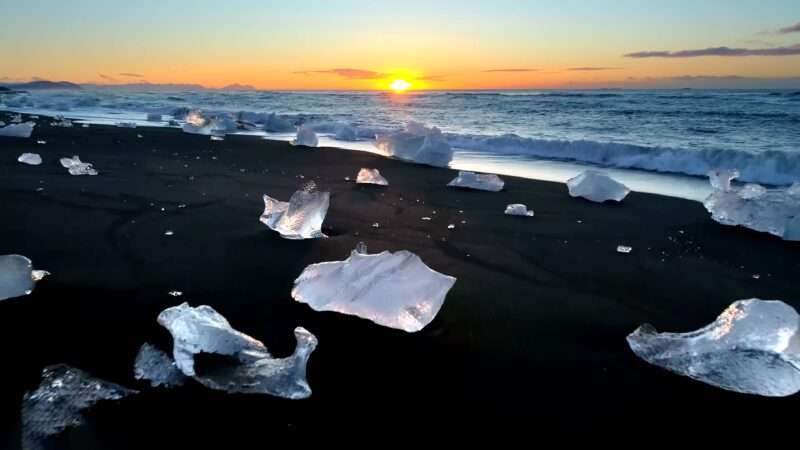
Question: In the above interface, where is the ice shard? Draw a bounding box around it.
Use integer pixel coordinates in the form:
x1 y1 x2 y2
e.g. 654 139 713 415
627 299 800 397
260 181 329 239
0 121 35 138
375 121 453 167
291 125 319 147
292 245 457 332
22 365 138 448
356 168 389 186
18 153 42 166
133 343 186 388
59 155 98 176
703 170 800 240
566 170 630 203
0 254 49 301
447 171 504 192
504 204 534 217
157 302 317 399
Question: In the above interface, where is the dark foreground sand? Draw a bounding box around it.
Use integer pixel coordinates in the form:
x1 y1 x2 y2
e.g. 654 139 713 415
1 112 799 445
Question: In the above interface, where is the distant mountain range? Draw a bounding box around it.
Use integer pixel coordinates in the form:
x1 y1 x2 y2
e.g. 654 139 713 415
0 80 257 91
0 80 82 90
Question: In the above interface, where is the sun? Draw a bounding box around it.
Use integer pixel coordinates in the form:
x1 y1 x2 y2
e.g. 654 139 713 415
389 79 411 92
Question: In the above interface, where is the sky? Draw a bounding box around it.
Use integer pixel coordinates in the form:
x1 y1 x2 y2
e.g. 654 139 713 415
1 0 799 89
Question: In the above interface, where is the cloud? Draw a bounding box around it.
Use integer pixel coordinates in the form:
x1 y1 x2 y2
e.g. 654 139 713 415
119 72 144 78
293 68 387 79
482 68 538 73
567 67 623 71
99 74 117 82
565 74 800 89
625 44 800 58
778 22 800 34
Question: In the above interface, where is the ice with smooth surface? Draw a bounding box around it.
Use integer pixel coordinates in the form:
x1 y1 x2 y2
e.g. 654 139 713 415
504 204 534 217
133 343 186 388
335 124 358 141
627 299 800 397
375 121 453 167
291 125 319 147
292 245 457 332
157 302 317 399
60 155 98 176
703 170 800 240
22 364 138 447
356 168 388 186
260 181 329 239
447 171 504 192
263 112 295 132
18 153 42 165
0 254 49 301
566 170 630 203
0 121 35 138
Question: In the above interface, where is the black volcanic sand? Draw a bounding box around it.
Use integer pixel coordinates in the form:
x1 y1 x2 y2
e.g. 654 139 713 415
1 112 799 445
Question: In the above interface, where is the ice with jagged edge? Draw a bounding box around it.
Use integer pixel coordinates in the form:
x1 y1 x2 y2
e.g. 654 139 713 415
356 168 388 186
18 153 42 165
262 112 295 132
566 170 630 203
22 364 138 449
0 121 35 138
59 155 98 176
292 125 319 147
335 124 358 141
292 243 457 332
627 299 800 397
505 204 534 217
134 343 186 388
375 121 453 167
703 170 800 240
157 302 318 399
181 110 237 135
447 171 504 192
260 181 329 239
0 254 49 301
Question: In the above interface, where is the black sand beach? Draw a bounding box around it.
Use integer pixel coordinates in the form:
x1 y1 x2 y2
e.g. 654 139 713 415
1 113 799 445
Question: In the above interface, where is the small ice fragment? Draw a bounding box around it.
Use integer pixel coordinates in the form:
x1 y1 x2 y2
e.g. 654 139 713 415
117 122 138 128
738 183 767 200
134 343 185 388
168 290 182 296
10 113 22 123
210 135 224 141
18 153 42 165
146 113 162 122
753 274 761 280
51 117 73 127
335 124 358 141
291 125 318 147
260 181 329 239
164 230 174 236
616 245 633 254
36 140 46 144
447 224 455 229
292 246 457 332
0 121 35 138
344 176 351 181
627 299 800 397
708 169 740 192
59 155 98 176
178 204 187 208
421 217 432 221
355 241 368 254
356 168 389 186
136 133 143 138
504 204 534 217
566 170 630 203
0 254 49 301
372 222 380 228
447 171 504 192
81 123 89 128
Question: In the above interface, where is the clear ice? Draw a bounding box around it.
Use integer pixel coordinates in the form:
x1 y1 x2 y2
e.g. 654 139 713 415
181 110 237 135
566 170 630 203
292 244 457 332
335 124 358 141
262 113 295 132
356 168 389 186
18 153 42 166
375 121 453 167
447 171 504 192
157 302 317 399
260 181 329 239
116 122 137 128
0 121 35 138
627 299 800 397
504 204 534 217
0 254 49 301
133 343 186 388
59 155 98 176
291 125 319 147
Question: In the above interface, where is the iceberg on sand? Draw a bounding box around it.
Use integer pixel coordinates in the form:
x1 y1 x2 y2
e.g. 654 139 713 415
291 125 319 147
18 153 42 165
627 299 800 397
504 204 534 217
566 170 629 203
0 254 49 301
292 243 457 332
0 121 35 138
262 112 295 132
447 171 504 192
260 181 329 239
334 124 358 141
356 168 388 186
134 343 186 388
60 155 98 176
181 110 237 135
375 121 453 167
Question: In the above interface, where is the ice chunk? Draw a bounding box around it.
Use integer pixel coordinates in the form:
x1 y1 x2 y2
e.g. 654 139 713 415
0 121 4 126
617 245 632 253
291 125 318 147
566 170 630 203
18 153 42 165
0 121 35 138
447 171 504 192
260 181 329 239
356 168 388 186
146 113 162 122
10 113 22 123
22 364 138 447
415 126 453 167
788 182 800 197
0 254 49 301
133 343 186 388
117 122 137 128
375 121 453 167
59 155 98 176
335 124 358 141
292 245 457 332
181 110 237 135
708 169 739 192
263 113 295 132
627 299 800 397
210 135 224 141
504 204 534 217
738 183 767 200
50 117 73 127
157 302 317 398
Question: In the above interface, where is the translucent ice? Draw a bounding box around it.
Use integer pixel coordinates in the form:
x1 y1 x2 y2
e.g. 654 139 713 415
18 153 42 165
182 110 237 135
0 254 49 301
709 169 739 192
627 299 800 397
356 168 388 186
50 117 73 128
10 113 22 123
447 171 504 192
116 122 137 128
504 204 534 217
60 155 98 176
375 121 453 167
157 302 317 399
739 183 767 200
292 245 457 332
566 170 630 203
260 181 329 239
335 124 358 141
415 126 453 167
133 343 186 388
0 121 35 138
263 113 295 132
292 125 319 147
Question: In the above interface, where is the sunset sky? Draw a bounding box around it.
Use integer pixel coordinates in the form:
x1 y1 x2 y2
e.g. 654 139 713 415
1 0 799 89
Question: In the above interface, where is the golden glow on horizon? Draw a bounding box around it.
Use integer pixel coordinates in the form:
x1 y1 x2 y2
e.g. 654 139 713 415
389 79 412 92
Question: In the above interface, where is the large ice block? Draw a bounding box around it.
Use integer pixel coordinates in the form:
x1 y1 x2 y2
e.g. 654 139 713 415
263 112 295 132
134 343 186 388
566 170 630 202
356 168 389 186
447 171 504 192
335 124 358 141
0 254 49 301
59 155 98 176
0 121 35 138
18 153 42 165
292 245 457 332
375 121 453 167
291 125 319 147
260 181 329 239
181 110 237 135
627 299 800 397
